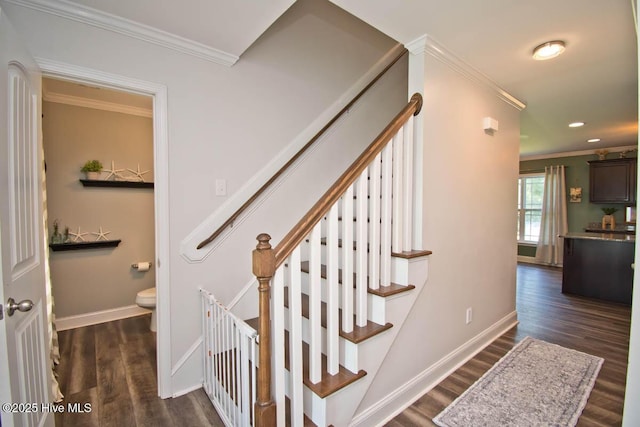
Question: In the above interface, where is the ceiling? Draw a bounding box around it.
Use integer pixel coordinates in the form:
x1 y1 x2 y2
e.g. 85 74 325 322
30 0 638 158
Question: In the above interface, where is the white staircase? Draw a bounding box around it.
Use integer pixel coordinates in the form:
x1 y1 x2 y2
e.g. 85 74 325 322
203 93 430 426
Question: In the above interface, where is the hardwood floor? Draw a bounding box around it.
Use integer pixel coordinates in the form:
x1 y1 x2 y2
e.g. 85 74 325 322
54 315 224 427
386 263 632 427
56 264 631 426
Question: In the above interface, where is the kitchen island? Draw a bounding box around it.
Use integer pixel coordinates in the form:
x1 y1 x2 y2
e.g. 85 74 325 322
561 232 635 304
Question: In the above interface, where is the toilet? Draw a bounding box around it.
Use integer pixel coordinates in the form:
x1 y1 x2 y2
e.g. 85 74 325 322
135 287 157 332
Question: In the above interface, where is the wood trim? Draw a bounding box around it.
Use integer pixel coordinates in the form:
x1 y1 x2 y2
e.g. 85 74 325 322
273 93 423 266
196 48 409 250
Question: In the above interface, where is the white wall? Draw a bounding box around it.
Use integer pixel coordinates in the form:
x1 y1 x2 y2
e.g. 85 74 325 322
354 39 520 421
1 0 403 394
622 1 640 424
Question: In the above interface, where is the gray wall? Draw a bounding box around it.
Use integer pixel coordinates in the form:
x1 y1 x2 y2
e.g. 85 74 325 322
43 101 155 318
357 42 521 416
3 0 404 391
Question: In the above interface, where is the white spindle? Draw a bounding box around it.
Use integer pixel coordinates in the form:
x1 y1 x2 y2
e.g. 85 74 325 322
221 311 229 414
308 223 322 384
213 303 220 401
250 328 257 425
402 118 414 252
380 143 393 286
272 268 286 427
326 203 340 375
342 188 354 333
392 128 404 253
202 297 209 396
239 329 250 426
369 153 382 290
355 172 368 327
288 249 304 426
233 326 240 423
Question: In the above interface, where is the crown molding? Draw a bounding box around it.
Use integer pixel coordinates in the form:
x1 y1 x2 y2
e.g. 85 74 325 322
406 35 526 111
4 0 239 66
520 144 638 161
43 89 153 117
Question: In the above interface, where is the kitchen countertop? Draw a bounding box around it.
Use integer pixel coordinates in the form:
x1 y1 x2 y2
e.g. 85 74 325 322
560 232 636 243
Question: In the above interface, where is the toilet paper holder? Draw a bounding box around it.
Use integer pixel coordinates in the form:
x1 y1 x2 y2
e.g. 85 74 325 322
131 262 152 270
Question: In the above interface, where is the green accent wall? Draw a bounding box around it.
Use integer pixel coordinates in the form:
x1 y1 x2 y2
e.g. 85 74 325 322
518 150 637 258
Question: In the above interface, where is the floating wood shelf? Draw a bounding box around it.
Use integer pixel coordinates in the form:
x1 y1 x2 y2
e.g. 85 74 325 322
80 179 154 189
49 239 121 252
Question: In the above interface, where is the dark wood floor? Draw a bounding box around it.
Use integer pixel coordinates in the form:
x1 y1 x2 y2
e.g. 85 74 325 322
54 315 224 427
56 263 631 426
387 263 632 427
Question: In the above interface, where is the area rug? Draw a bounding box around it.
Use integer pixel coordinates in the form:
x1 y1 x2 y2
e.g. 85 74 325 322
433 337 603 427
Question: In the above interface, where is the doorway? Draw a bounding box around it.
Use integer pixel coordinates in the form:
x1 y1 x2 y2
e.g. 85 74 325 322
38 60 171 398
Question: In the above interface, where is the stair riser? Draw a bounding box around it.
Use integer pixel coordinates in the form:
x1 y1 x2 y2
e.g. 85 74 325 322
298 274 388 324
283 307 360 372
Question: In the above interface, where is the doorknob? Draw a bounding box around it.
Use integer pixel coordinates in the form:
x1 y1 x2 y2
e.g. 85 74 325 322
6 298 33 317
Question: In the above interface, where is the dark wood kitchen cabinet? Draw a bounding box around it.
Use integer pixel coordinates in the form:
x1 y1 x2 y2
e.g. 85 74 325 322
562 234 634 305
589 158 637 203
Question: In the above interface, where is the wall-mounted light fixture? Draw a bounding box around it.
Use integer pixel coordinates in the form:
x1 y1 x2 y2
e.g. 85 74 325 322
532 40 566 60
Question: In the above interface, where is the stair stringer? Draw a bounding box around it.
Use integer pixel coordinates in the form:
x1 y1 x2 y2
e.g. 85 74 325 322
308 254 430 427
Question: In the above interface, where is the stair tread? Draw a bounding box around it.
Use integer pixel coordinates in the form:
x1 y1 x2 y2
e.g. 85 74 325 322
284 331 366 399
300 261 416 297
284 288 393 343
244 319 366 398
316 238 433 259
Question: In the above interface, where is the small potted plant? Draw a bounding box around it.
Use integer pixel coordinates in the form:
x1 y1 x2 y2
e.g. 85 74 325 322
81 160 103 180
601 207 618 230
50 219 62 244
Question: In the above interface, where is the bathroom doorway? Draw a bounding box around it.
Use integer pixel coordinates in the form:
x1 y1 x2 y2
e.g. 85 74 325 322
42 77 156 329
38 64 171 398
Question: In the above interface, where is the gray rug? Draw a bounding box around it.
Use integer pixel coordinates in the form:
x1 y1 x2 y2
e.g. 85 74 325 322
433 337 603 427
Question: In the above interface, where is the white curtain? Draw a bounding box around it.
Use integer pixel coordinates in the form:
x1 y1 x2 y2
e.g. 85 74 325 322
536 165 568 266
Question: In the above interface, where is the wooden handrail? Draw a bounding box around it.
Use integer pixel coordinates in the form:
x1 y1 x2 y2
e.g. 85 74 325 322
197 47 408 250
273 93 423 266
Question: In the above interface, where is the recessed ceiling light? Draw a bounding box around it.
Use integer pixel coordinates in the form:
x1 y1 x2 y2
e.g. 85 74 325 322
569 122 585 128
588 138 601 143
532 40 566 60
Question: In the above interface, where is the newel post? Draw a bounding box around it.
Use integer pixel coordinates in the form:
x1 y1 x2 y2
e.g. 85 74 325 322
253 233 277 426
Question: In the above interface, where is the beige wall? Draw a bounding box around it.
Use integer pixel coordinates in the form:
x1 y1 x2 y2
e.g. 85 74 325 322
43 101 155 318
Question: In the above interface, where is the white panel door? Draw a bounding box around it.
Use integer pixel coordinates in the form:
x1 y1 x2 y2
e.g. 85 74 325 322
0 7 52 427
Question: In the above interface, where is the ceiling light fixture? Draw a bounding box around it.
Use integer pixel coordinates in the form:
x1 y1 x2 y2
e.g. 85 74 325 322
588 138 601 143
532 40 566 60
569 122 585 128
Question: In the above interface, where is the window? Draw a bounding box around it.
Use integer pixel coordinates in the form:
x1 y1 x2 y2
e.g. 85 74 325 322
517 174 544 243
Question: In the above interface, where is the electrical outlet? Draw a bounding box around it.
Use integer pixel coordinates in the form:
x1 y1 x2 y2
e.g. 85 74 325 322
466 307 473 324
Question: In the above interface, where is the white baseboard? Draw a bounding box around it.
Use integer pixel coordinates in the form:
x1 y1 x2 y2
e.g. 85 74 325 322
171 383 203 398
350 311 519 427
56 304 151 331
517 255 541 265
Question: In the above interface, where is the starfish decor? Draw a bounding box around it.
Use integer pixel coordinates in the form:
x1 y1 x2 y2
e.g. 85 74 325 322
91 226 111 241
104 160 125 181
126 164 150 182
69 226 89 242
